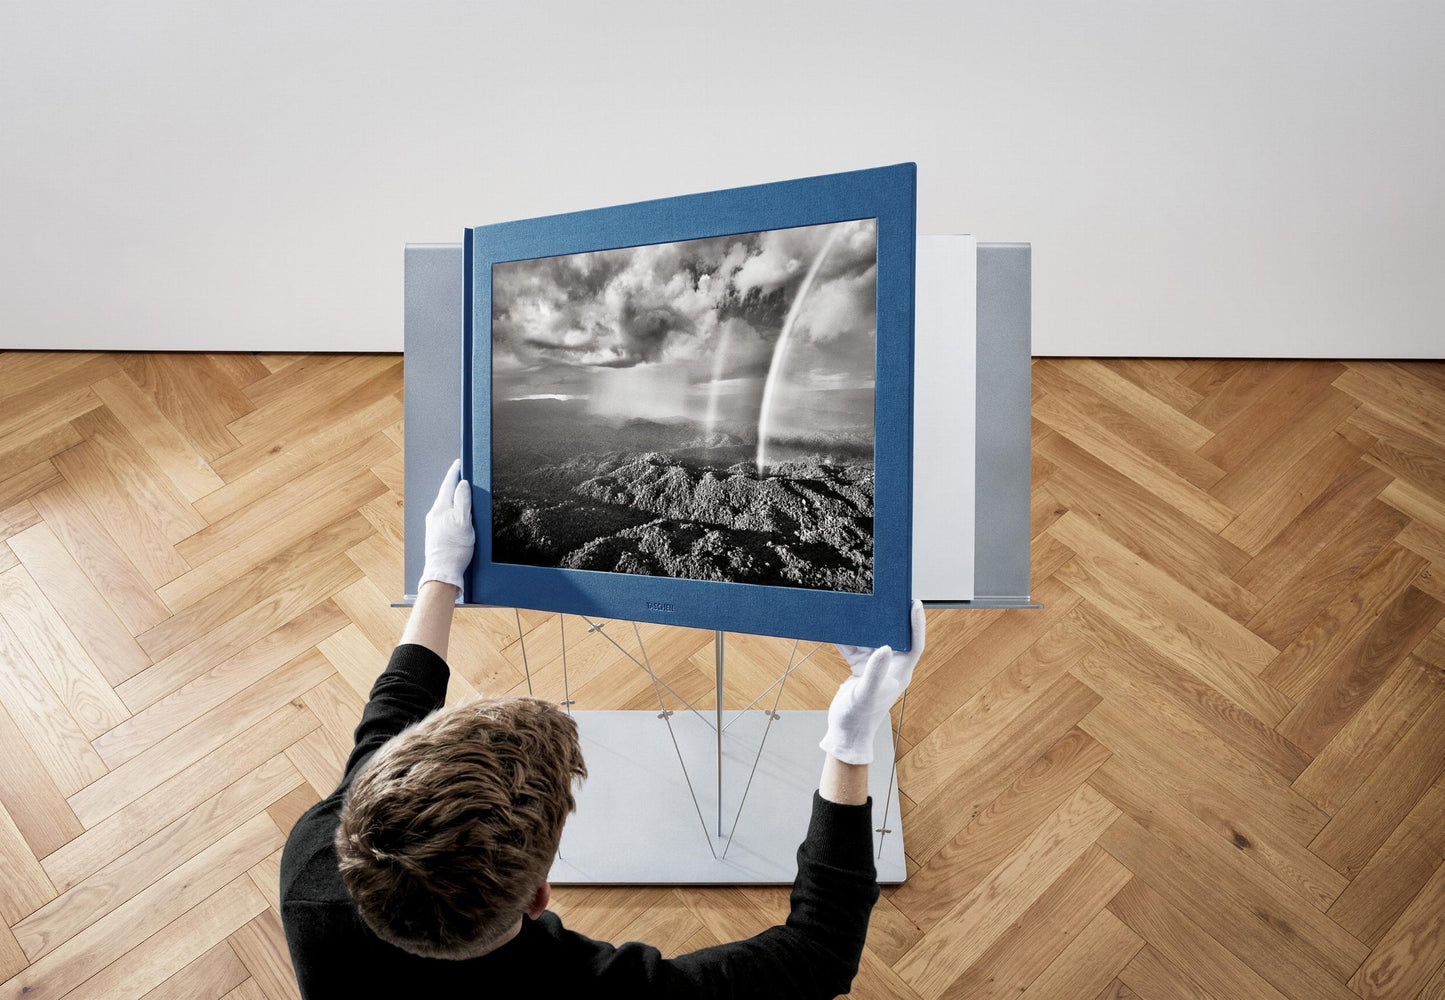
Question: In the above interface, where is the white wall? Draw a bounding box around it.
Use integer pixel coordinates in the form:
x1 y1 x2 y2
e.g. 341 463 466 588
2 1 1441 357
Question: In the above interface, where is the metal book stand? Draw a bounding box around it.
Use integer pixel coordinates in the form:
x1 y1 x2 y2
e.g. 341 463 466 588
400 242 1032 884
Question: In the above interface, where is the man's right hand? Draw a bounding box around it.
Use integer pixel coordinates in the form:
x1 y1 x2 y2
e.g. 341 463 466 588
419 459 475 591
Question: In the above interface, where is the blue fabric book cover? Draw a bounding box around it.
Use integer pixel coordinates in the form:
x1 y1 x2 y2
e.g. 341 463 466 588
463 164 916 649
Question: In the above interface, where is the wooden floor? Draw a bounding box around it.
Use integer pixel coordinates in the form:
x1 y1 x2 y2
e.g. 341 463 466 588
0 354 1443 998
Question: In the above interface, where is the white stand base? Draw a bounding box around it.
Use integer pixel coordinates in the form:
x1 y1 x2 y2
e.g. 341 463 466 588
549 710 907 885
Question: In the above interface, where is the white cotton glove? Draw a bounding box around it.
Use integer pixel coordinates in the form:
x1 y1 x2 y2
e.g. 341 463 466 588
420 459 475 590
818 601 927 765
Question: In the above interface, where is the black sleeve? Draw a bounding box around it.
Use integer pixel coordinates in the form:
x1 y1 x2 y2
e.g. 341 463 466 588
340 642 451 784
636 792 881 999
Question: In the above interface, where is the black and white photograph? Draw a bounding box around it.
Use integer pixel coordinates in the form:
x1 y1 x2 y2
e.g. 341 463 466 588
490 219 878 591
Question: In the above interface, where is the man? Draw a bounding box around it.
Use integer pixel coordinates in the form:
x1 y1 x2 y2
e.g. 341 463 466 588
281 461 926 997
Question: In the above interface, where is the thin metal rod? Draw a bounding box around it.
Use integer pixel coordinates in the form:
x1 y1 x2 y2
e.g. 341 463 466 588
579 616 715 732
715 630 724 837
634 621 717 859
720 643 824 733
515 608 533 697
559 615 572 716
876 687 909 859
722 640 796 859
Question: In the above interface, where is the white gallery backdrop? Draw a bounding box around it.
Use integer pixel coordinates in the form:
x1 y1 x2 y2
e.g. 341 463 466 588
2 1 1441 357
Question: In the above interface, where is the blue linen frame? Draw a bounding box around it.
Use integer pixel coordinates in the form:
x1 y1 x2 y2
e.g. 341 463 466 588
463 163 916 650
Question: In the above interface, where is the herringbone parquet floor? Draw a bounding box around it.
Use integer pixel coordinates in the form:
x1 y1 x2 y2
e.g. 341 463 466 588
1 352 1444 999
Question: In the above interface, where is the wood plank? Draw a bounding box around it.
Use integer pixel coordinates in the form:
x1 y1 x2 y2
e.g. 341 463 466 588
1294 654 1445 814
1310 692 1445 877
0 927 21 992
1107 877 1291 1000
263 784 319 843
0 614 107 795
239 355 353 409
891 725 1111 931
1099 358 1203 410
1261 542 1428 698
205 353 274 390
1329 783 1445 947
1066 602 1311 782
1118 946 1221 1000
91 373 226 502
16 758 297 962
121 586 350 714
25 480 171 633
0 698 82 858
55 876 266 1000
69 651 331 828
1080 696 1328 849
157 468 387 612
49 438 191 589
1038 434 1258 622
1089 754 1352 929
221 981 267 1000
900 619 1093 804
1097 813 1361 1000
212 358 400 481
1057 359 1213 448
115 354 252 461
1051 518 1288 724
0 565 129 739
1207 386 1358 514
1034 390 1237 533
1196 361 1344 470
895 784 1119 1000
194 394 402 523
1247 500 1413 650
98 600 348 767
135 512 368 662
900 576 1081 744
227 908 302 1000
138 940 249 1000
903 673 1102 865
1016 908 1142 1000
176 432 395 567
1234 458 1392 599
0 362 111 455
1186 360 1292 430
1381 476 1445 534
932 845 1132 1000
7 522 150 685
0 500 40 543
1400 518 1445 566
1033 360 1225 489
1276 586 1444 754
0 813 280 1000
1348 856 1445 999
248 848 286 916
42 712 313 890
0 798 55 925
1217 416 1370 554
225 354 395 444
1335 365 1445 449
1352 402 1445 494
283 726 349 798
0 353 106 401
0 460 60 511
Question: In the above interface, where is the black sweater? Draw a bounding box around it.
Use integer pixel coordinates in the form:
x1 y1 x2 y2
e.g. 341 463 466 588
280 644 881 998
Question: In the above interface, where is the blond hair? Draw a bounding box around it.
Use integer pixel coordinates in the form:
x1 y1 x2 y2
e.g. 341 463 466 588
336 696 586 957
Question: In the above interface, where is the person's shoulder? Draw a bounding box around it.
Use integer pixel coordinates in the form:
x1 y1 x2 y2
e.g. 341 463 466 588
279 793 351 906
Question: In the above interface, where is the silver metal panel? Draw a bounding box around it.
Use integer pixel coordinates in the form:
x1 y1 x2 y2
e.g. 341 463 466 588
970 243 1033 604
549 710 906 885
403 245 465 599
